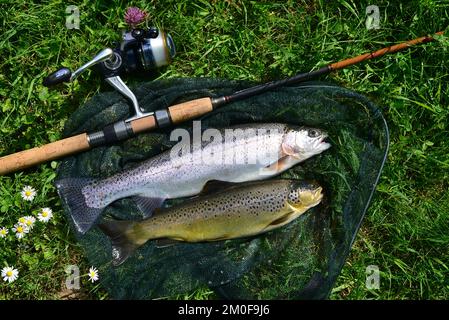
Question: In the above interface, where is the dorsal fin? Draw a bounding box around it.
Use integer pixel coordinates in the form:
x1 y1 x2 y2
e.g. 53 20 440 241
199 180 240 195
152 207 163 216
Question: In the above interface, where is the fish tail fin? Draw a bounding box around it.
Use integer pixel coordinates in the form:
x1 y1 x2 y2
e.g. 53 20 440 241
55 177 103 235
98 220 140 266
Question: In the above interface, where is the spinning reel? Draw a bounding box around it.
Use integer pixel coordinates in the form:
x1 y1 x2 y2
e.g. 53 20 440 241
43 27 176 121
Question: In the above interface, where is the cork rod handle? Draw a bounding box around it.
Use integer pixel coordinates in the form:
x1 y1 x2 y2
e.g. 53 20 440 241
129 97 213 132
0 98 214 175
168 97 213 123
0 133 90 175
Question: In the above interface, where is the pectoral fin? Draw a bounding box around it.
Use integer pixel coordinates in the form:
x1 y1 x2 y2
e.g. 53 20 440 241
268 212 296 226
263 211 299 232
262 155 301 174
282 143 301 159
282 143 296 156
286 201 308 215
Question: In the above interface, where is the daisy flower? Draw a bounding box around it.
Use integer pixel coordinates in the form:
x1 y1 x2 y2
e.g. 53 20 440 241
38 208 53 223
12 223 29 239
18 217 27 225
21 186 36 202
23 216 36 230
2 266 19 283
0 227 8 238
88 267 99 283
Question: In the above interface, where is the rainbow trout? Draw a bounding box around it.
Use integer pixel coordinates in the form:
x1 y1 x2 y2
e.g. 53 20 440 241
56 123 330 234
100 179 323 266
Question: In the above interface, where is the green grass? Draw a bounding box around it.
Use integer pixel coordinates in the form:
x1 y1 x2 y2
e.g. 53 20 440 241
0 0 448 299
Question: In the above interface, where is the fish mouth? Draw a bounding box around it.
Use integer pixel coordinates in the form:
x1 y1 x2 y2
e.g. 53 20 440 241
317 133 331 151
313 186 324 201
319 132 328 142
304 186 324 207
306 185 324 203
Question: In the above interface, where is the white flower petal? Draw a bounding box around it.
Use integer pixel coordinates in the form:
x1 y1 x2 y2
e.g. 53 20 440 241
0 227 8 238
38 208 53 222
1 267 18 283
88 267 99 283
21 186 36 202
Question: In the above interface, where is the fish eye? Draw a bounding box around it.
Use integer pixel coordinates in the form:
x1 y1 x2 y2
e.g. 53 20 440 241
308 129 320 138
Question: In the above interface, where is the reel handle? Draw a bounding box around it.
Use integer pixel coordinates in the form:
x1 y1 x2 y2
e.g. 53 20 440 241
42 67 72 86
43 48 115 87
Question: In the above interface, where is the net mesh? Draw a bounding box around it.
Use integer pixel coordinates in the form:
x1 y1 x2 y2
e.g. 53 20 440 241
56 78 389 299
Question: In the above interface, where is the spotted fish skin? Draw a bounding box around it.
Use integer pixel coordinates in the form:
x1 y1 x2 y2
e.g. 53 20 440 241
100 179 324 266
55 123 330 234
83 123 329 209
83 123 289 209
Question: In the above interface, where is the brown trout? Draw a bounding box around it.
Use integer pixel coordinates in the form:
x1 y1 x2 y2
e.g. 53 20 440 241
100 179 323 266
56 123 330 234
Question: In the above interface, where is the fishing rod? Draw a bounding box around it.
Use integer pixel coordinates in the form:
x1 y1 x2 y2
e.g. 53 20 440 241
0 31 444 175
